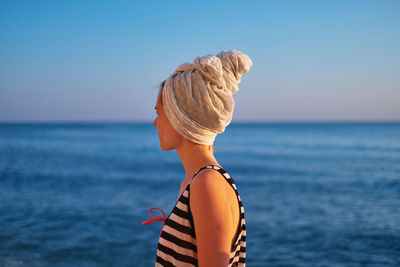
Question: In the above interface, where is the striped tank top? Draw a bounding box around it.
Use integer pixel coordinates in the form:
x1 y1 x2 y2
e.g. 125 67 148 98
155 165 246 266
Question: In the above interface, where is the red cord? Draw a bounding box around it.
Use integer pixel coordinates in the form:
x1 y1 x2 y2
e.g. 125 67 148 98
142 207 166 226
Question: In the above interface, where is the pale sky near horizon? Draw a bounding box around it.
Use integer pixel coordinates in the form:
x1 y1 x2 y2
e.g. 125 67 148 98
1 0 399 122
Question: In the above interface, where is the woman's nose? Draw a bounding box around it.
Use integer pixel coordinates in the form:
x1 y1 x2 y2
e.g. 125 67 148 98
153 117 157 127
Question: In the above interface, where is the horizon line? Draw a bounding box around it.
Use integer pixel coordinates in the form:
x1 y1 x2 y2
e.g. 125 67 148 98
0 119 399 124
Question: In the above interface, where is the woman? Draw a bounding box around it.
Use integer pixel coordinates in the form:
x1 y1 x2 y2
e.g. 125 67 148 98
144 50 252 266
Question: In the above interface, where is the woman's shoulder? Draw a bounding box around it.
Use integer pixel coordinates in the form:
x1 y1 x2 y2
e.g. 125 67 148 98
191 167 226 187
189 166 238 208
190 165 230 189
189 166 241 252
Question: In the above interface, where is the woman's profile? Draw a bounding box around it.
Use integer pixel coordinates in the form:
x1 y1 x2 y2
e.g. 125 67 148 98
144 49 252 266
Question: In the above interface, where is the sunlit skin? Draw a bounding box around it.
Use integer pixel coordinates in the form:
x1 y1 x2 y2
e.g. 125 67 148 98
153 89 240 267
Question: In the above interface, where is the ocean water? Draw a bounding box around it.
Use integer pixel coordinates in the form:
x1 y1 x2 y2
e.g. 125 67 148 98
0 122 399 267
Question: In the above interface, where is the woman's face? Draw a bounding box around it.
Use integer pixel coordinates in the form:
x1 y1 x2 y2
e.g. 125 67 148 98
153 89 183 151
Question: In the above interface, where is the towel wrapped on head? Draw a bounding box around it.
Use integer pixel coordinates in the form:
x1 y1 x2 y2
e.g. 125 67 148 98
162 49 253 145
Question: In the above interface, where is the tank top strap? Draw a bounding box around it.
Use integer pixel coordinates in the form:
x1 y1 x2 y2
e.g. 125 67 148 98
189 165 240 196
189 164 218 183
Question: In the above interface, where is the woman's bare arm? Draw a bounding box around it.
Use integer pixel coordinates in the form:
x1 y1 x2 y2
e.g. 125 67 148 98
190 170 235 267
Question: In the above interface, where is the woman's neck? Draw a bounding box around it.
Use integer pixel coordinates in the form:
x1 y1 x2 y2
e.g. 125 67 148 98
176 140 220 181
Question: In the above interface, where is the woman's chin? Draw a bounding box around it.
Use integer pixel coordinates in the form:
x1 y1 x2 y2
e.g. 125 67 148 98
159 142 167 151
160 143 174 151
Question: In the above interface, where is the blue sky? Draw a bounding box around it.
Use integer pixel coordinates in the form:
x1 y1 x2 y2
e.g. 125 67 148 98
1 0 399 122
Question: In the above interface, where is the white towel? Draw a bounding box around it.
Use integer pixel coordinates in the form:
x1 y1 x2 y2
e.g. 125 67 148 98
162 49 253 145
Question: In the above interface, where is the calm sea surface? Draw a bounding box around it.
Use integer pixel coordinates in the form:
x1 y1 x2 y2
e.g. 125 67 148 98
0 122 399 267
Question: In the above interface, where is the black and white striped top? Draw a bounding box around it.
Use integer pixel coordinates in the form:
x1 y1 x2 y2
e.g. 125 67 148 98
156 165 246 266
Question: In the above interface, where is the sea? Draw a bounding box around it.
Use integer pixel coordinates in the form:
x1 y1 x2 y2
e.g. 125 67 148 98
0 122 399 267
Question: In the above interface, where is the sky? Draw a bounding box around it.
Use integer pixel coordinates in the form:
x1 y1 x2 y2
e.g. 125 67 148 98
0 0 399 122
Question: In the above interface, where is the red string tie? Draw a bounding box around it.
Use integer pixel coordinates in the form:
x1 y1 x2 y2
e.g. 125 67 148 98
142 207 166 226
